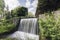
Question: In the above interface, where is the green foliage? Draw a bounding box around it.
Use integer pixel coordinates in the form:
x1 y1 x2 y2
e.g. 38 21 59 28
0 18 15 33
27 12 35 17
0 0 5 9
39 14 60 40
37 0 60 13
5 11 12 19
11 7 28 17
0 0 16 34
0 0 5 14
0 9 15 33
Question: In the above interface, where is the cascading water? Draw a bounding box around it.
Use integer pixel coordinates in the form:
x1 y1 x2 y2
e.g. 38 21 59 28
8 18 39 40
18 18 38 34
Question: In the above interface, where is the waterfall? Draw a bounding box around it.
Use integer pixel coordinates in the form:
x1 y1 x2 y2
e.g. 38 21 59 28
18 18 38 34
8 18 39 40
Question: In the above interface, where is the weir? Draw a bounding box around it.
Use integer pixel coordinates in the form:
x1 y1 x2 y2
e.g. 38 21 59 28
18 18 38 34
9 18 39 40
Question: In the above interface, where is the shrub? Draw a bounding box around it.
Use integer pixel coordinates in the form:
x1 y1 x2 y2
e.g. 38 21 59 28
5 11 12 19
39 14 60 40
27 12 35 18
0 18 16 33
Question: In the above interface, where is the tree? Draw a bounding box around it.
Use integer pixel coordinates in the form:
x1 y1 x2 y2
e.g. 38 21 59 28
27 12 35 17
0 0 5 14
35 0 60 17
11 7 28 17
4 5 12 19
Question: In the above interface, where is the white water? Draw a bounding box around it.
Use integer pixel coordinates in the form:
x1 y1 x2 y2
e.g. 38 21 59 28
9 31 39 40
8 18 39 40
18 18 38 34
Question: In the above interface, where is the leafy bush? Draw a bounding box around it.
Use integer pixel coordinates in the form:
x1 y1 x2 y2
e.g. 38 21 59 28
0 18 15 33
5 11 12 19
27 12 35 17
39 14 60 40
